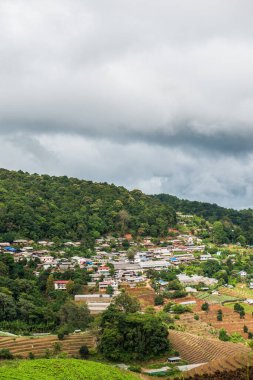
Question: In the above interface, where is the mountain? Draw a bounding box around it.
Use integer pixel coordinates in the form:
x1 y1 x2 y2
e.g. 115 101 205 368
0 168 176 243
154 193 253 244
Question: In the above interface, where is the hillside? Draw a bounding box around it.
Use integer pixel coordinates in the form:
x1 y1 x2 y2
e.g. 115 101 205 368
154 193 253 243
0 168 176 243
0 359 140 380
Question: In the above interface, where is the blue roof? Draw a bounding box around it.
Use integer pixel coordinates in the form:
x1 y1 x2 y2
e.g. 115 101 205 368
4 247 17 252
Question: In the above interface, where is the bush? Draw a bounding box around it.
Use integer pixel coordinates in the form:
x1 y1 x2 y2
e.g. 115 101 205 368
0 349 13 360
217 309 223 321
194 314 199 320
172 304 191 314
201 302 209 312
79 345 89 358
128 365 141 373
28 352 35 359
244 325 248 333
219 329 230 342
154 294 164 306
53 342 62 355
58 332 65 340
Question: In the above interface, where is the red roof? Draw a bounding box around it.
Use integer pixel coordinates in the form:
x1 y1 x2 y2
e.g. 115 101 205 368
54 280 69 284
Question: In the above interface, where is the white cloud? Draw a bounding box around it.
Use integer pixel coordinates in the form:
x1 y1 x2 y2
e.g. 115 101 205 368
1 0 253 208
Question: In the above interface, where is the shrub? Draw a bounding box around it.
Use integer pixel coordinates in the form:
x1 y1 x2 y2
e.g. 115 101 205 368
57 332 65 340
217 309 223 321
201 302 209 312
219 329 230 342
172 304 191 314
244 325 248 333
194 314 199 320
44 349 52 359
79 345 89 358
154 294 164 306
28 352 35 359
128 365 141 373
53 342 62 355
0 349 13 360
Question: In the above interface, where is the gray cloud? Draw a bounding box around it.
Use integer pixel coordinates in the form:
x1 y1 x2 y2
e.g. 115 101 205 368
1 0 253 208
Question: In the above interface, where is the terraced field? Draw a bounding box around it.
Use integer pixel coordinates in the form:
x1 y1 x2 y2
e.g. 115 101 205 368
184 352 253 378
168 330 250 364
0 332 97 358
219 284 253 299
0 359 140 380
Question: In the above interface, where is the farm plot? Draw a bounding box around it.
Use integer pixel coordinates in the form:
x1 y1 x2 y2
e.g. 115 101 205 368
168 330 250 364
195 292 239 304
126 287 155 309
0 332 97 358
184 352 253 379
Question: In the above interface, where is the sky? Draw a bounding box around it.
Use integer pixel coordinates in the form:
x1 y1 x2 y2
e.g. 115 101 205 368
1 0 253 209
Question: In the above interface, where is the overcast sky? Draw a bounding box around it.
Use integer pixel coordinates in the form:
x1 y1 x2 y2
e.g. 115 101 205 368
1 0 253 209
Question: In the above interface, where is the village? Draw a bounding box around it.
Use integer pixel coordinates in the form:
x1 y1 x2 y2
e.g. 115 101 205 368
1 225 252 317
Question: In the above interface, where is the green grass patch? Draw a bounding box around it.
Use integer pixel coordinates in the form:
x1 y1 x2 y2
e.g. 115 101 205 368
196 292 238 304
0 359 140 380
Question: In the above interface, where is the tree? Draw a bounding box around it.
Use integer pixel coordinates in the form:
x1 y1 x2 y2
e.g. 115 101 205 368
46 274 54 295
0 292 16 321
127 249 136 263
99 313 169 361
59 301 91 331
212 221 227 244
219 328 230 342
217 309 223 321
154 294 164 306
201 302 209 312
113 292 141 313
106 285 114 295
79 345 89 358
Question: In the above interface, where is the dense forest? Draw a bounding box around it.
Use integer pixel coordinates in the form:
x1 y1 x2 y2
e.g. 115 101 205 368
155 194 253 244
0 169 176 243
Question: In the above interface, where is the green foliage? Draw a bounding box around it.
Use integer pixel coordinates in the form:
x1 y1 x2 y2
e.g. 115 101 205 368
99 310 170 361
171 304 191 314
219 328 230 342
201 302 209 312
113 292 141 313
154 294 164 306
0 359 140 379
0 169 176 242
59 301 92 331
28 352 35 360
217 309 223 321
0 348 13 360
155 194 252 244
79 345 89 358
128 366 142 373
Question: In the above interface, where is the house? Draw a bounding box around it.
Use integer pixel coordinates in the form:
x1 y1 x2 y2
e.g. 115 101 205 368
98 266 110 276
200 253 212 261
54 280 70 290
239 271 247 278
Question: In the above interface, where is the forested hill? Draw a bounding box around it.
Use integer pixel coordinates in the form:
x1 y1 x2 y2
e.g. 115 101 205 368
0 169 176 243
154 194 253 243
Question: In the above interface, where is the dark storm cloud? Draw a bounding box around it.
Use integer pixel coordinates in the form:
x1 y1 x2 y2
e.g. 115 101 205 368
1 0 253 208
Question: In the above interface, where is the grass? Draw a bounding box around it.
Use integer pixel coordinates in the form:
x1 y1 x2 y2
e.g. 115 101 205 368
225 302 253 314
0 359 140 380
196 292 238 304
